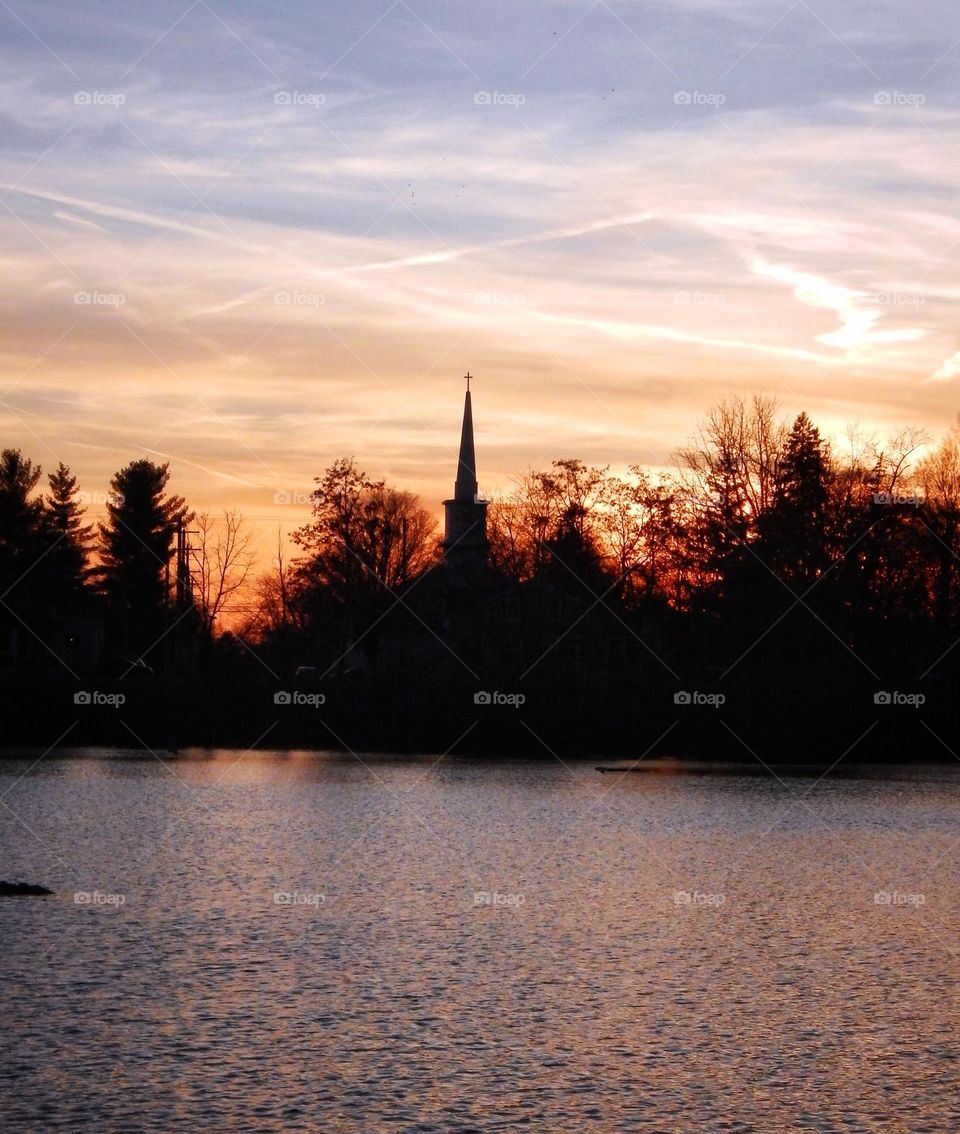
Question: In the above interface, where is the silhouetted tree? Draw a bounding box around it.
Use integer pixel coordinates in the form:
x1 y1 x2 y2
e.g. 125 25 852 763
917 422 960 628
97 459 190 656
542 512 612 596
826 425 928 626
0 448 45 607
42 462 94 601
677 395 783 608
194 510 256 637
487 470 556 582
760 413 831 588
236 530 303 681
488 459 683 611
537 460 611 594
597 468 678 607
488 460 610 585
294 459 437 595
291 458 437 662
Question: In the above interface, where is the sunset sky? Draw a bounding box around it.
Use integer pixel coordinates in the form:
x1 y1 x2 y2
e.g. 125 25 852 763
2 0 959 549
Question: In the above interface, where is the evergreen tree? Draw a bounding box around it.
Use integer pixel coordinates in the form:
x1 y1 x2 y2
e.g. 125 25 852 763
541 508 611 597
762 413 831 587
43 462 94 601
97 460 190 653
0 448 45 605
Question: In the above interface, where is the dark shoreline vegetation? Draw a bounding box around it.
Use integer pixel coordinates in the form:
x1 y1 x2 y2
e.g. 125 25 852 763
1 395 958 762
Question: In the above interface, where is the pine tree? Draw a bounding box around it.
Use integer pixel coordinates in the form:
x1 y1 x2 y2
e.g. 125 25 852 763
97 460 190 651
762 413 831 586
0 448 45 605
43 462 94 601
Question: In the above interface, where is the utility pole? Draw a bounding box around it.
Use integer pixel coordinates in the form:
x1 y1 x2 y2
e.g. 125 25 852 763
165 520 200 753
175 521 196 615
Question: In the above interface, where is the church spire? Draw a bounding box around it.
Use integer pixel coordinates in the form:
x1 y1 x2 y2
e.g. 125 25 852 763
454 373 478 502
442 372 489 575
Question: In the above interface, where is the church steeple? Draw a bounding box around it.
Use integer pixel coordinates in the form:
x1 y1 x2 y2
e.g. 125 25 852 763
443 373 489 576
454 373 478 502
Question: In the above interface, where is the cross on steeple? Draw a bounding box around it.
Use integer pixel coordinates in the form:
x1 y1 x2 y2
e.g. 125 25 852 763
465 371 472 392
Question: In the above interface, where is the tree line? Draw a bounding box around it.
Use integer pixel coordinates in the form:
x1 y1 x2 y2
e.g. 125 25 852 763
248 397 960 660
1 396 957 757
0 455 253 665
3 396 960 664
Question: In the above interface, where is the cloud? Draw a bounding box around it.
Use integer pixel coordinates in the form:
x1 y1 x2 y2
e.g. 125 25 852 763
926 351 960 384
52 210 106 231
2 182 277 252
344 212 656 274
526 308 844 366
751 259 927 353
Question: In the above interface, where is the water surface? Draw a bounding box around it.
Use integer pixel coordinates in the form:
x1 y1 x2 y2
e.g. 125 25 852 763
2 749 959 1132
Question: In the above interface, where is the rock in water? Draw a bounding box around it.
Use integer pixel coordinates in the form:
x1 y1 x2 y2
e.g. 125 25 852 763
0 881 54 896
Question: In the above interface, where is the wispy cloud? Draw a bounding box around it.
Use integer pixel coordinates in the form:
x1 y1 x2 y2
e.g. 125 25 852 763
927 351 960 384
751 259 927 353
